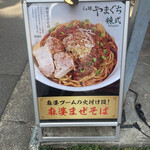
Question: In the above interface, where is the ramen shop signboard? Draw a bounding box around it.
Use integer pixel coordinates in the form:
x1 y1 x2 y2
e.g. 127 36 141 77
28 1 125 120
38 96 118 119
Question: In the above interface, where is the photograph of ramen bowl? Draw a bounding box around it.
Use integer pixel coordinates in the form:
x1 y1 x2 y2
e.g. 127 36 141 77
33 19 120 92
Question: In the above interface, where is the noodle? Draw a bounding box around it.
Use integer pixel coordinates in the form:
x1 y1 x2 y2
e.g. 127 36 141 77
95 24 106 35
35 19 118 87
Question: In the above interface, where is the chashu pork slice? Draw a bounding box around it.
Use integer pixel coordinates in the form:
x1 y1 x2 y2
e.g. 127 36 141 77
54 52 74 79
45 36 64 54
33 46 54 77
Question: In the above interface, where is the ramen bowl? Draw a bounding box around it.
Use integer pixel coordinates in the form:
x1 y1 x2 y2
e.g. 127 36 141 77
33 20 121 92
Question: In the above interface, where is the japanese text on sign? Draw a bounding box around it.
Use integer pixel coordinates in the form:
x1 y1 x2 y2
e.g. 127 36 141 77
38 96 118 120
83 5 122 26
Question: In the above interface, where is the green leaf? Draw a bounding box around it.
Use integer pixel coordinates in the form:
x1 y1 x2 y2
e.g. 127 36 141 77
100 146 107 150
38 145 51 150
110 146 120 150
95 145 100 150
97 41 100 45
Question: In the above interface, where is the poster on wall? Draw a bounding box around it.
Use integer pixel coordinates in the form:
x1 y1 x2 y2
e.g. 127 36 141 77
28 1 125 121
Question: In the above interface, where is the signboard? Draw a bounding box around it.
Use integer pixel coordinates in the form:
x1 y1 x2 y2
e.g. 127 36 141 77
23 0 130 142
27 1 125 121
38 96 118 119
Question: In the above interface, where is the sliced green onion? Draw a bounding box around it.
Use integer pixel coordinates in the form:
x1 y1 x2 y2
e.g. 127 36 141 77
101 33 105 38
97 41 100 45
82 22 85 26
85 19 89 22
69 24 73 27
80 68 85 73
92 27 96 31
93 57 97 62
96 70 100 75
103 49 107 54
66 24 73 28
49 27 55 32
100 42 104 47
61 32 65 35
101 55 106 60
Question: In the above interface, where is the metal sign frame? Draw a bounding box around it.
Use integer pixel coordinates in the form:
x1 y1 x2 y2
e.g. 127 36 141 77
22 0 130 142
